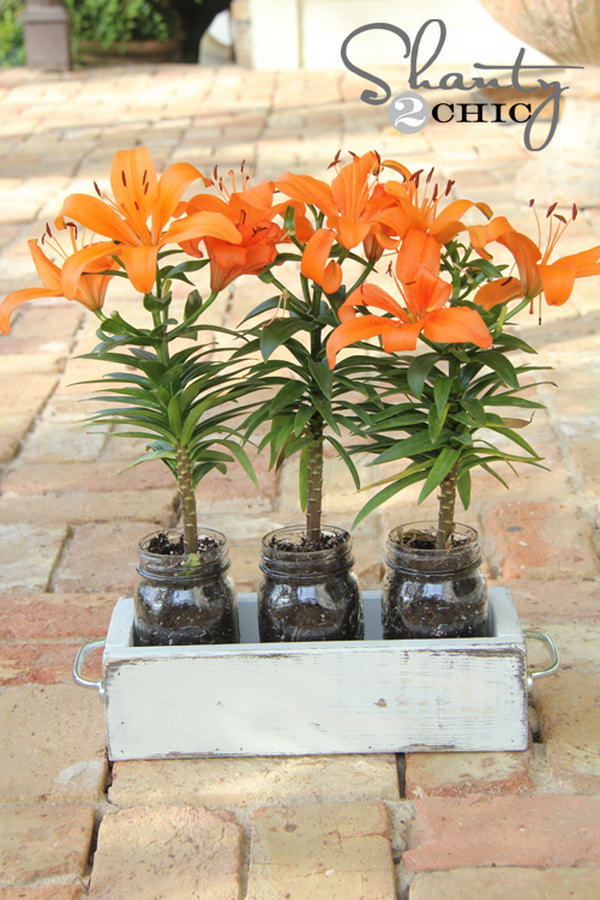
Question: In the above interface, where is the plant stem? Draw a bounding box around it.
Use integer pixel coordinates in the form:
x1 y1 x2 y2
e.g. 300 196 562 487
175 444 198 554
305 426 324 548
437 466 458 549
305 280 325 548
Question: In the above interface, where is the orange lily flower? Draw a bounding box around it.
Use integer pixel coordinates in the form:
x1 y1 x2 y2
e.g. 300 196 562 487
473 205 600 310
177 171 299 292
379 163 492 247
376 165 493 281
276 151 399 292
0 231 117 334
326 268 492 368
55 147 242 296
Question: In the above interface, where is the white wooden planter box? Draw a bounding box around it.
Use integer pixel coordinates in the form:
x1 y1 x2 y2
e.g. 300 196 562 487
74 586 559 760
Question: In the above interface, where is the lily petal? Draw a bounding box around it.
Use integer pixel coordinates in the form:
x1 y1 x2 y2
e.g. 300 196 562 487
423 307 492 348
163 211 242 246
326 315 390 368
0 287 61 334
61 241 121 298
276 173 336 216
498 230 542 295
330 151 378 219
381 320 423 351
58 194 138 245
474 276 523 310
382 159 412 180
328 214 372 249
118 244 159 294
431 199 492 243
405 267 451 318
110 147 157 241
538 262 577 306
152 161 204 240
555 245 600 271
396 230 441 281
345 282 408 322
301 229 342 293
468 215 515 260
28 240 62 292
185 193 231 217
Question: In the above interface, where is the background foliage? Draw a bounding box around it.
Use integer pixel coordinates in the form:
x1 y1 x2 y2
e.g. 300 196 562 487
0 0 24 67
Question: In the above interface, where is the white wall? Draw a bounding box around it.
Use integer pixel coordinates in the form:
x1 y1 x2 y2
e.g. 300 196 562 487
249 0 551 70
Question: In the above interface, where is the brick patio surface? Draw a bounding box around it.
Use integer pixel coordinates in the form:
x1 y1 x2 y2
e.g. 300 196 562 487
0 63 599 898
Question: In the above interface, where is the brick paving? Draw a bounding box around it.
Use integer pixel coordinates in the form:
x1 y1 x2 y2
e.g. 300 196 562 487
0 62 598 898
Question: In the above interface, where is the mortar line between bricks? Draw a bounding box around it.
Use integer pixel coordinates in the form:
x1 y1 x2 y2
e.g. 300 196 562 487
396 802 418 900
45 523 74 593
239 816 252 900
396 753 406 799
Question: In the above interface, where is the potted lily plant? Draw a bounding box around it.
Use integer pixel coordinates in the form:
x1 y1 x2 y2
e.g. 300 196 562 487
0 146 260 646
326 168 600 639
188 152 398 642
226 151 496 643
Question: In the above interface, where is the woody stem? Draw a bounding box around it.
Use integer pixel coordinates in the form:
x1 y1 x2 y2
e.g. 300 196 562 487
175 444 198 555
437 466 458 549
305 426 324 549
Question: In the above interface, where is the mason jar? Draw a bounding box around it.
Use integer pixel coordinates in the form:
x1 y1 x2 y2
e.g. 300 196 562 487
133 529 239 646
258 525 364 642
382 522 488 639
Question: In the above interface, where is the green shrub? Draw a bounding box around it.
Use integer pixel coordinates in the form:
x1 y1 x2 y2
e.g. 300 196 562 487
63 0 178 50
0 0 24 67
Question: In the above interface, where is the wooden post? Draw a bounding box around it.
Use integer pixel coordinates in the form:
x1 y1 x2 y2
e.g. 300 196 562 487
21 0 71 70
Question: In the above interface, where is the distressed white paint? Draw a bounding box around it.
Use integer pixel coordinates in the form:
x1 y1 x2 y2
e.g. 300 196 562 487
102 588 529 760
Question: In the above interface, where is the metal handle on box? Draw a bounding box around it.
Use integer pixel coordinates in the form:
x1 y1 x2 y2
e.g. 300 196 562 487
524 630 559 691
72 639 105 699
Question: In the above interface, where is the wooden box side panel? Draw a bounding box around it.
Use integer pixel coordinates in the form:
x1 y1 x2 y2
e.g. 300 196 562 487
105 645 528 759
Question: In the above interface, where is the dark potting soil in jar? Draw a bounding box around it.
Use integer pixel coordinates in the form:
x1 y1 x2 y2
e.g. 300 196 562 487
134 529 239 646
145 532 218 555
258 526 363 642
382 524 489 640
269 531 346 553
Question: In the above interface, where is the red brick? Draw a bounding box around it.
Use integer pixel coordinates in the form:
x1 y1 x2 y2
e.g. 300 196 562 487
0 641 103 686
469 428 571 502
405 749 533 799
499 578 600 622
404 795 600 871
9 304 83 343
1 461 175 495
484 502 599 579
0 489 175 527
0 889 82 899
0 524 67 593
0 592 114 640
409 868 600 899
89 806 242 899
0 372 56 412
0 803 94 884
247 801 396 900
534 668 600 794
51 521 161 593
0 684 107 804
569 440 600 497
